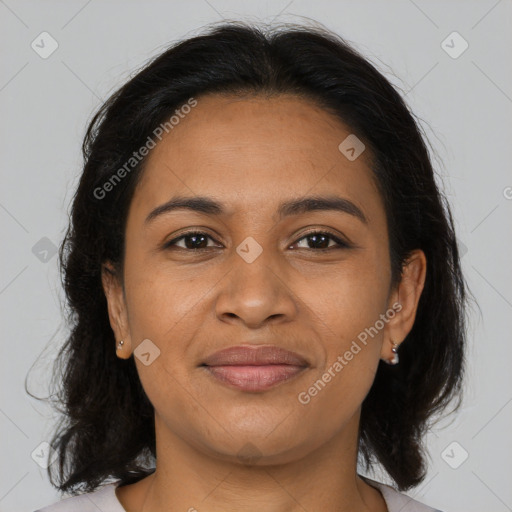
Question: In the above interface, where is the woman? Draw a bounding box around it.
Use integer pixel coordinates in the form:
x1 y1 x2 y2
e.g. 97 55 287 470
34 21 466 512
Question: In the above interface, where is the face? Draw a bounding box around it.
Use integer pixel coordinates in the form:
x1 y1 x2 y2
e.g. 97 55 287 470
103 93 425 465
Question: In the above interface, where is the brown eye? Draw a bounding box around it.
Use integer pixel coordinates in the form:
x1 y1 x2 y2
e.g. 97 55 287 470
165 232 219 250
292 231 350 250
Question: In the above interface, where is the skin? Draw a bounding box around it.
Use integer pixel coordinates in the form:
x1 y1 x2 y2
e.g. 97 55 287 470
102 93 426 512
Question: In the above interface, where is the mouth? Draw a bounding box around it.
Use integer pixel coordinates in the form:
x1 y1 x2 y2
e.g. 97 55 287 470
200 345 309 392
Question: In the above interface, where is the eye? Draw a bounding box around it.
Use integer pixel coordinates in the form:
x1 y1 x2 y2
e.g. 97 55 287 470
163 229 351 252
291 230 350 251
164 231 221 250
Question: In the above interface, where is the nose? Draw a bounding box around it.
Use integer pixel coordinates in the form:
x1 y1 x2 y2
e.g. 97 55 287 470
215 247 298 329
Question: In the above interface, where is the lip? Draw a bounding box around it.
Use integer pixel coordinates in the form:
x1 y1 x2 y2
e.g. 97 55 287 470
202 345 309 367
201 345 309 392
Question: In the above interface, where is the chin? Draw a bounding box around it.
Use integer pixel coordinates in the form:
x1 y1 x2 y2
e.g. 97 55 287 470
196 421 317 466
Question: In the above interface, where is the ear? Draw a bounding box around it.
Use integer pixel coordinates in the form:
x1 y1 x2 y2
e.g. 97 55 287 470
381 249 427 362
101 262 132 359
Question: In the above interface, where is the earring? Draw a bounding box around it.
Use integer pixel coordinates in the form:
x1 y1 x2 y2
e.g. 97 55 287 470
386 341 400 365
117 340 124 350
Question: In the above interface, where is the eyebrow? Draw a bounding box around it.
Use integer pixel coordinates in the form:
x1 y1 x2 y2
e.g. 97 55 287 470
145 195 368 225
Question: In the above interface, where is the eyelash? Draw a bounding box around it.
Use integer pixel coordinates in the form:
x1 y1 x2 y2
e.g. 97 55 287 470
164 230 351 252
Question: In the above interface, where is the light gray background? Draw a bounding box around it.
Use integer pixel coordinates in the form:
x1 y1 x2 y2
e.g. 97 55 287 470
1 1 511 511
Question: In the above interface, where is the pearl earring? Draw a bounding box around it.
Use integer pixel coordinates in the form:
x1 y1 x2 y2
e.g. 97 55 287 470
385 341 400 365
117 340 124 350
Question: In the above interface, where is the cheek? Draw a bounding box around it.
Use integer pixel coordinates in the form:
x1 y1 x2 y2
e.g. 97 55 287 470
299 253 389 400
122 256 218 403
122 264 203 421
123 255 206 342
312 251 390 341
296 277 385 426
294 350 379 447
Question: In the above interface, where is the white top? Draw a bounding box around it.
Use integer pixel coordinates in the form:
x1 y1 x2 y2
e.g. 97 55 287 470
34 475 443 512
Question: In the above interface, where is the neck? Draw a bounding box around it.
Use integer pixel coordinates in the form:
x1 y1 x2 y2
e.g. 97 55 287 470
117 411 387 512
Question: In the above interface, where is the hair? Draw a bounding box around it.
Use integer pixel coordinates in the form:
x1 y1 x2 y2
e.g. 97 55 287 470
29 20 468 494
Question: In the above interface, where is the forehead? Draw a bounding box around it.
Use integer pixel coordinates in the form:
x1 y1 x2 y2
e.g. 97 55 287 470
130 93 383 224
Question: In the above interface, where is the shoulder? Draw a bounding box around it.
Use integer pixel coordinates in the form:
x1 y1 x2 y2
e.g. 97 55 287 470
34 482 125 512
34 477 444 512
361 475 444 512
